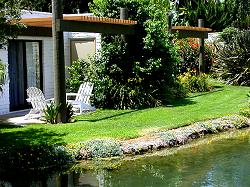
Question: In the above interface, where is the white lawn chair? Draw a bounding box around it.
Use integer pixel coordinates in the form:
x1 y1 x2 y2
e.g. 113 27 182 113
25 87 53 119
66 82 96 115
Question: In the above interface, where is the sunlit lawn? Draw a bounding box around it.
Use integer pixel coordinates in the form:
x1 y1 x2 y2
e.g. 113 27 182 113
0 84 249 146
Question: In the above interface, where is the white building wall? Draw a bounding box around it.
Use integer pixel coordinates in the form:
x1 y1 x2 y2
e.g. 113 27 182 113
0 32 101 114
0 10 101 114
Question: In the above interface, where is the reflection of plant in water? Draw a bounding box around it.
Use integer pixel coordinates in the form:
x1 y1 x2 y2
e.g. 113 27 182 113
0 128 73 186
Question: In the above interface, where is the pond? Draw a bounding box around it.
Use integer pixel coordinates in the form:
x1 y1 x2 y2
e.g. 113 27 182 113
1 129 250 187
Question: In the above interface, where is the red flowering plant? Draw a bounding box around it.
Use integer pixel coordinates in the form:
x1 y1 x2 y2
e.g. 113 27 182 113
175 38 215 75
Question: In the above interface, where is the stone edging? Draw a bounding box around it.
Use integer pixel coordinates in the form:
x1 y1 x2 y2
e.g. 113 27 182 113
74 115 249 159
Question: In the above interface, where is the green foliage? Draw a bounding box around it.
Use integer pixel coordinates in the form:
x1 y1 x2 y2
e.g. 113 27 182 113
81 139 122 158
0 60 6 92
43 102 61 124
66 59 96 92
218 27 238 44
215 28 250 86
174 0 250 31
175 38 215 74
43 102 74 124
0 0 24 44
240 92 250 118
66 102 74 122
85 0 180 109
0 143 73 170
178 71 212 93
164 79 188 103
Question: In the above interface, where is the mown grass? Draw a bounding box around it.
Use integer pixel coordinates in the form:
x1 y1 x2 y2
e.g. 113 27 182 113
0 84 249 146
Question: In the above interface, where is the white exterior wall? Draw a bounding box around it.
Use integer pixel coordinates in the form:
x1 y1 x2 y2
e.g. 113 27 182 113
0 10 101 114
0 32 101 115
64 32 101 67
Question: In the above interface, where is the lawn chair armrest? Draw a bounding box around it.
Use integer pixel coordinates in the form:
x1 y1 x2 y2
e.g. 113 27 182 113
66 93 77 100
45 98 54 102
66 93 77 97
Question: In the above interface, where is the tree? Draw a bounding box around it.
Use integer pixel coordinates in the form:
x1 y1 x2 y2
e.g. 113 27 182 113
66 0 181 109
0 0 24 44
0 0 30 91
24 0 93 13
173 0 250 31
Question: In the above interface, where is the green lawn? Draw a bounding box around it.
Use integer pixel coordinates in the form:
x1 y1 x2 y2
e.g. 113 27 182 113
0 84 249 147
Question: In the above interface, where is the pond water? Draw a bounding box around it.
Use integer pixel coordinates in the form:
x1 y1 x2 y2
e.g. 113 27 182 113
1 130 250 187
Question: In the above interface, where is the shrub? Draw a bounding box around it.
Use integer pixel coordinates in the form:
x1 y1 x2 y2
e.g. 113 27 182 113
43 102 61 124
66 59 96 92
164 79 188 103
178 71 212 93
0 60 6 92
215 28 250 86
66 102 74 122
174 0 250 31
0 144 73 170
85 0 180 109
43 102 74 124
175 38 215 74
240 92 250 118
81 139 122 158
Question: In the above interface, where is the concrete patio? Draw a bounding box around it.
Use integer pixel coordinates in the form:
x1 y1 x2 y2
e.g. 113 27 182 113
0 109 44 126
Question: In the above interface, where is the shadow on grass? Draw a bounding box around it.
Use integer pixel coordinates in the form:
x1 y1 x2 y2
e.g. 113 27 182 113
165 97 197 107
0 123 23 129
77 110 140 122
0 128 73 186
188 88 224 99
0 127 66 148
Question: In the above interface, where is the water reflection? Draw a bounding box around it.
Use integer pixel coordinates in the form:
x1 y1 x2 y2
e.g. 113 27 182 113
1 131 250 187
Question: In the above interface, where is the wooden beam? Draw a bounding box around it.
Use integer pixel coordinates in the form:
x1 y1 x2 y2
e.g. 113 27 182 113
17 26 52 37
198 19 205 74
172 26 212 32
58 19 137 35
171 29 209 38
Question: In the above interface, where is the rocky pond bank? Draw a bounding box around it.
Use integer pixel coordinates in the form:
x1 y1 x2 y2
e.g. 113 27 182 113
72 115 249 159
1 115 249 172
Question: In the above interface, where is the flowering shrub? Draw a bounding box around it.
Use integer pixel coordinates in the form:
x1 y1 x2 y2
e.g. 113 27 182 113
178 71 212 93
176 38 215 74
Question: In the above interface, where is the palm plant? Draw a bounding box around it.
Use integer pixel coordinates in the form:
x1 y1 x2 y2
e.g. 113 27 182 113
175 0 250 31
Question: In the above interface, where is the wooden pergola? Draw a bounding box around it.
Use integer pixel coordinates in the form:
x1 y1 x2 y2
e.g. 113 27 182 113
14 2 137 123
14 3 212 123
170 26 212 38
16 15 137 35
169 19 212 75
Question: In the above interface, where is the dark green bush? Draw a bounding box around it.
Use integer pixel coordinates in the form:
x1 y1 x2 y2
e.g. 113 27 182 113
66 102 74 122
0 144 73 170
85 0 180 109
215 28 250 86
